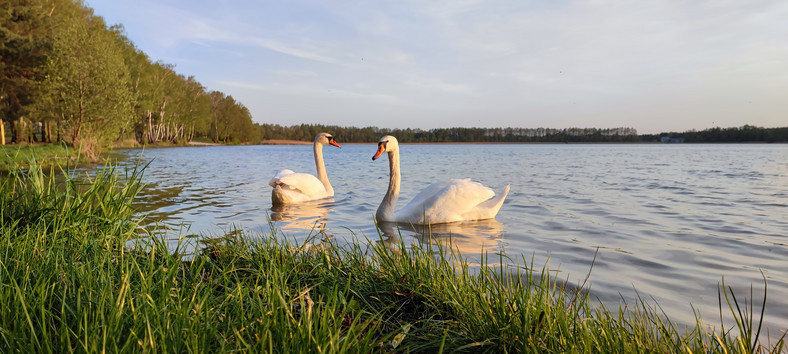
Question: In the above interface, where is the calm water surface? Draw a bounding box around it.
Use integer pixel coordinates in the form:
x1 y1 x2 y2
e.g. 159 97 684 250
113 143 788 336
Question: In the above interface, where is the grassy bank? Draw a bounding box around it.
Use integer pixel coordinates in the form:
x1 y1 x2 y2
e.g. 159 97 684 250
0 143 89 171
1 141 217 172
0 162 785 352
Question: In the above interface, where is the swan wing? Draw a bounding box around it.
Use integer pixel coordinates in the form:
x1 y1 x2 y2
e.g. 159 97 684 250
270 169 328 202
269 169 296 187
404 179 459 206
396 179 503 224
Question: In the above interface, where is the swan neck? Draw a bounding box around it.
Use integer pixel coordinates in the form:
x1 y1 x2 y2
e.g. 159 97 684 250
314 142 333 195
377 149 400 222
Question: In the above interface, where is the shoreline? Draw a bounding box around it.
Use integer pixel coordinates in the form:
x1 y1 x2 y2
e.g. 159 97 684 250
260 139 312 145
259 140 784 145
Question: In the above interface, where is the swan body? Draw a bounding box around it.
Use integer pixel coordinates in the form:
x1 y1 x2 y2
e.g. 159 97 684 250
269 133 341 204
372 135 510 224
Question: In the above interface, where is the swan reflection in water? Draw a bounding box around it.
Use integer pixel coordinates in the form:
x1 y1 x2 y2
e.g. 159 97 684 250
376 219 506 256
270 198 335 232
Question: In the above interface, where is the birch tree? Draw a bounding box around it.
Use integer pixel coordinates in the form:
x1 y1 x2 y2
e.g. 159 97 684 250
41 1 132 159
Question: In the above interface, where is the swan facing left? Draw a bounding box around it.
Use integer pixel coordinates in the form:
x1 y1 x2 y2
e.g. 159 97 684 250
269 133 341 204
372 135 510 224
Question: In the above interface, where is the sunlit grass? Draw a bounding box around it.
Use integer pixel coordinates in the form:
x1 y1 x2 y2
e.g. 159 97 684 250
0 143 83 171
1 161 785 352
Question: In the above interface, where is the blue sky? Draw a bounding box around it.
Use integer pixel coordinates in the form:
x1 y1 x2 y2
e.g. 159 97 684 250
87 0 788 134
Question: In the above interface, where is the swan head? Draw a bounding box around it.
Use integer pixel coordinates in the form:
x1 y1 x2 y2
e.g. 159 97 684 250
315 132 341 148
372 135 398 160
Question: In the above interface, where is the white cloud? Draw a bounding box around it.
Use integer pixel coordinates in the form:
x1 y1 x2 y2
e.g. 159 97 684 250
217 81 267 91
243 36 338 64
271 69 320 78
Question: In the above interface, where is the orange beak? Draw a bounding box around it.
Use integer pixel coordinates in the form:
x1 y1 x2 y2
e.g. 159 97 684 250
329 140 341 148
372 143 385 160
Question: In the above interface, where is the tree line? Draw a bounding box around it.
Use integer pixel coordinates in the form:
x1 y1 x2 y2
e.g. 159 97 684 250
1 0 261 159
641 125 788 143
261 124 788 144
261 124 642 143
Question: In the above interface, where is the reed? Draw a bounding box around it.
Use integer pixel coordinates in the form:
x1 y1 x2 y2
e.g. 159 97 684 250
1 161 784 352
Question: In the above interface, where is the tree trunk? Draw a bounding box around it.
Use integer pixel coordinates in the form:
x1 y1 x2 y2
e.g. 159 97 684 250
147 111 153 143
176 124 184 143
158 99 167 143
72 123 81 147
43 120 52 143
213 114 218 143
13 118 26 143
32 121 40 143
155 124 163 143
9 120 16 143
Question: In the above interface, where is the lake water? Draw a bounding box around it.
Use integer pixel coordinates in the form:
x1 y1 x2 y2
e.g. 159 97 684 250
112 143 788 337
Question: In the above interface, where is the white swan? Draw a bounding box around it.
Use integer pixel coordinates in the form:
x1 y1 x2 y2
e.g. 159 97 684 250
372 135 510 224
269 133 341 204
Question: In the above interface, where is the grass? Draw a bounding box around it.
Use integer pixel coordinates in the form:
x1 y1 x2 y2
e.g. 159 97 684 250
0 161 785 352
0 143 85 171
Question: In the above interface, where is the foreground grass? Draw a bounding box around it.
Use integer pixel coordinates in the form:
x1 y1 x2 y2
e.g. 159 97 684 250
0 162 785 352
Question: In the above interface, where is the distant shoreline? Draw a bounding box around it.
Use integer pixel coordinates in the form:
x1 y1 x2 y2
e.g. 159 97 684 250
102 139 788 149
187 141 223 146
258 140 784 145
258 139 637 145
260 139 312 145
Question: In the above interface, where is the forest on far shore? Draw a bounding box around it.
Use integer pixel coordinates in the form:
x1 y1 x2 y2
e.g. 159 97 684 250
259 124 788 144
6 120 787 150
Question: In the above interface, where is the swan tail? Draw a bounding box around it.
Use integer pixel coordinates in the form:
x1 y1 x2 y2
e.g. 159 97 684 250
271 185 289 205
476 184 510 218
272 185 312 205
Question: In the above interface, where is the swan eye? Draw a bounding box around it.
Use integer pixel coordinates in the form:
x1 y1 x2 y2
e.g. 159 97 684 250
378 141 388 149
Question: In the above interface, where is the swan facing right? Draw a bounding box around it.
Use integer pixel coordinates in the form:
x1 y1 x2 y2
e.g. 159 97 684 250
372 135 510 224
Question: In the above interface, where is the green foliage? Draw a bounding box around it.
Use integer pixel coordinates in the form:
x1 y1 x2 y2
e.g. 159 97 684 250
1 0 256 153
1 158 143 237
210 92 260 144
38 1 133 159
0 0 50 138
